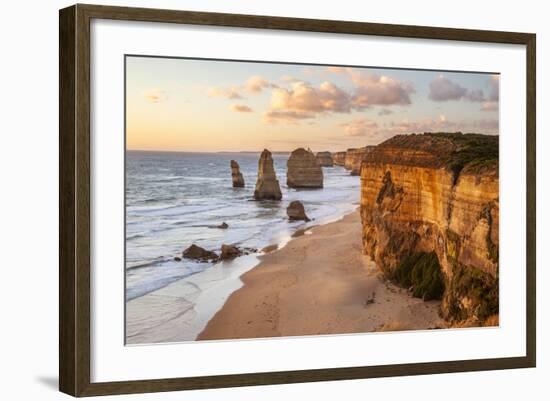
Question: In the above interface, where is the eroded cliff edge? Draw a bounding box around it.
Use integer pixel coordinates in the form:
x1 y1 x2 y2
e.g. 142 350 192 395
360 133 499 326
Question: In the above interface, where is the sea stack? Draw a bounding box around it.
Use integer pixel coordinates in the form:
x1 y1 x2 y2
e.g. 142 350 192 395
287 200 310 221
253 149 282 200
315 151 334 167
230 160 245 187
287 148 323 188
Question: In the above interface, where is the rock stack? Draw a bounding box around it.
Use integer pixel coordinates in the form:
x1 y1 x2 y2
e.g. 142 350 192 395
254 149 282 200
287 201 310 221
315 151 333 167
230 160 245 187
287 148 323 188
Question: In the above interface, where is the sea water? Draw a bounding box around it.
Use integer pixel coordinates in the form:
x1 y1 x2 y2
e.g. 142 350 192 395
126 151 361 304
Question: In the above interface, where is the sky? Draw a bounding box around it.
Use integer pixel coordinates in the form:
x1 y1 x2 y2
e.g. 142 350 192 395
126 56 499 152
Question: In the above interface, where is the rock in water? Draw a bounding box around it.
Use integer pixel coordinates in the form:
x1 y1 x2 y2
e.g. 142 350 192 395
287 200 310 221
217 222 229 229
230 160 245 187
315 151 334 167
287 148 323 188
254 149 282 200
220 244 243 260
182 244 218 262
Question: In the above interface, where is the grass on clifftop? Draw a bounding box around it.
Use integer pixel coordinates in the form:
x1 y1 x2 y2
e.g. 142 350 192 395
423 132 499 177
393 251 445 301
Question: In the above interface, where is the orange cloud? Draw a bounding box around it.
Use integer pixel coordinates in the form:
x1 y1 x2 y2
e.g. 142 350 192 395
245 75 276 93
327 67 414 107
143 89 167 103
207 87 242 99
265 81 352 123
263 110 315 124
208 75 276 100
341 118 379 137
230 104 253 113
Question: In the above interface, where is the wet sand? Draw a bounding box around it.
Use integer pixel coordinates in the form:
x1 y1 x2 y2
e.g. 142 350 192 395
198 210 443 340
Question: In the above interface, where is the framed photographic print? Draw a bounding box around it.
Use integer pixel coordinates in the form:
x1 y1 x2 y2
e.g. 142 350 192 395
59 4 536 397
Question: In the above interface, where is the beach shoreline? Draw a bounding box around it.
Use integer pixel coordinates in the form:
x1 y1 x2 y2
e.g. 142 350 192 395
125 207 359 344
197 210 443 341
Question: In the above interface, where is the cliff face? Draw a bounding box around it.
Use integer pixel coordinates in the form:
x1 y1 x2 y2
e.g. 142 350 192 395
287 148 323 188
360 133 499 325
254 149 282 200
333 151 346 166
316 151 334 167
344 147 374 175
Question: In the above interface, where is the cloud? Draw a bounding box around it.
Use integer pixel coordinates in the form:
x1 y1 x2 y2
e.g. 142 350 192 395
341 118 379 137
280 75 306 84
350 73 414 107
326 66 347 74
229 104 253 113
378 108 394 116
429 75 500 109
480 101 498 112
464 89 485 102
339 114 499 143
264 71 414 123
268 81 353 118
326 67 414 106
263 110 315 123
143 89 167 103
208 75 276 100
429 76 468 101
207 87 243 99
472 118 499 132
245 75 277 93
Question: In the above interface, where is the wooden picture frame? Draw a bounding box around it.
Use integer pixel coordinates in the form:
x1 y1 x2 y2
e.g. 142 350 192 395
59 3 536 397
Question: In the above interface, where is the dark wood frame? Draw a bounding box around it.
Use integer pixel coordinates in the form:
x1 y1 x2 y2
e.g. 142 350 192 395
59 3 536 397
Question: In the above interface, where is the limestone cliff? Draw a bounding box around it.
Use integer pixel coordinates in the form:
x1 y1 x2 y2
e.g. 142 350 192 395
287 148 323 188
344 146 374 175
254 149 282 200
316 151 334 167
360 133 499 325
333 151 347 166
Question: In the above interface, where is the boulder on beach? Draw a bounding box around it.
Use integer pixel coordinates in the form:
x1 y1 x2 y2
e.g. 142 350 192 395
254 149 282 200
315 151 334 167
220 244 243 260
182 244 218 262
287 200 310 222
287 148 323 188
230 160 245 188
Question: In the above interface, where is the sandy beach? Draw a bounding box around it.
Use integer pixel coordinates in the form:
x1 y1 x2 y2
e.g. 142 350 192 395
198 210 443 341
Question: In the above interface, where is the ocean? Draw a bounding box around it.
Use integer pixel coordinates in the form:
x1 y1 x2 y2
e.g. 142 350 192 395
125 151 361 305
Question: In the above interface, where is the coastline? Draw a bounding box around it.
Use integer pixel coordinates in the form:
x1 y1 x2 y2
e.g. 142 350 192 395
125 207 358 344
198 210 443 341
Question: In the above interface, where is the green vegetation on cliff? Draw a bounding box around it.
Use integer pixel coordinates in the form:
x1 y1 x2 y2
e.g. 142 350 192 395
393 252 445 301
